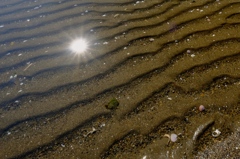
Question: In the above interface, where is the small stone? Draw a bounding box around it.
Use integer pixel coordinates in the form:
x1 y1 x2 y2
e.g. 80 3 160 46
103 42 108 45
114 14 119 17
100 123 105 127
149 38 154 42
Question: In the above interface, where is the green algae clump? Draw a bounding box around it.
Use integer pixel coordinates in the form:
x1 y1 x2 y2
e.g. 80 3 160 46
105 98 119 110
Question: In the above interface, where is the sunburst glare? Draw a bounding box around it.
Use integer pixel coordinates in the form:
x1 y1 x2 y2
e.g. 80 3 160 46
70 38 88 54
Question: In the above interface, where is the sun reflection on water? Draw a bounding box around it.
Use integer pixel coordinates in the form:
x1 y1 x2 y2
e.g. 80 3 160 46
69 38 89 54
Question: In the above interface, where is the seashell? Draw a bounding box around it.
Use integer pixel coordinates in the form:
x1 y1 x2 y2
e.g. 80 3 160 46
163 133 178 145
170 133 178 142
199 105 205 111
212 129 221 137
193 120 214 141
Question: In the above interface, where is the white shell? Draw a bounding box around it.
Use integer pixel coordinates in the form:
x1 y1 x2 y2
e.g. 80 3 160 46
212 129 221 137
170 133 178 142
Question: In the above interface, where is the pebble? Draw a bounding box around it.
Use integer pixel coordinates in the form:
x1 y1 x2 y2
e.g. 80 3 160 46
103 42 108 45
149 38 154 42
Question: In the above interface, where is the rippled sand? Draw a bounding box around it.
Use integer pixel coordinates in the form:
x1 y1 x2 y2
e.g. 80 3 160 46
0 0 240 158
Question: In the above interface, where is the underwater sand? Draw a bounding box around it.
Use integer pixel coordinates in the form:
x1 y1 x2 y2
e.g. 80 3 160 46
0 0 240 158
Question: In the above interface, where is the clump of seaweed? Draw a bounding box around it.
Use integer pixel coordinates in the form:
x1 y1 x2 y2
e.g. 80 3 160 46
105 98 119 110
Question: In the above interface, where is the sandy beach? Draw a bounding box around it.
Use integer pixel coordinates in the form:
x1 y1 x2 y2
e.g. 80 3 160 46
0 0 240 158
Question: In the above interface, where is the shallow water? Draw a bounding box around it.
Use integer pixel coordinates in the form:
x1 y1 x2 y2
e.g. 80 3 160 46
0 0 240 158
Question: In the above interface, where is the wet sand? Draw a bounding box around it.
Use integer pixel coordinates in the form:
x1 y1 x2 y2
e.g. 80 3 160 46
0 0 240 158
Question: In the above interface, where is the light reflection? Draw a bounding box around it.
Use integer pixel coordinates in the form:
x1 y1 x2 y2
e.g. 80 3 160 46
70 38 88 54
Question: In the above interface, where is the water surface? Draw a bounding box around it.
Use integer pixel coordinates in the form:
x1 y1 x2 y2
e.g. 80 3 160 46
0 0 240 158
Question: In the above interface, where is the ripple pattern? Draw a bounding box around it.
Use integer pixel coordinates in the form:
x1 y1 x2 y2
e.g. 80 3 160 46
0 0 240 158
